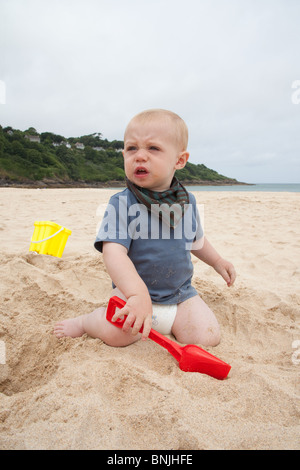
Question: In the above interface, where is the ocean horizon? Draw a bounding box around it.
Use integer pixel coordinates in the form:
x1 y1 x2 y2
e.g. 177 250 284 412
108 183 300 193
185 183 300 192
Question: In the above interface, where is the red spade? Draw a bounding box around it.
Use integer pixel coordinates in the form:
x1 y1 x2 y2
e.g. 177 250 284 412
106 296 231 380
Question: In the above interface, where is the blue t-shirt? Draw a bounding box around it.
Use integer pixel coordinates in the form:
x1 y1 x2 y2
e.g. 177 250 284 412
94 188 203 304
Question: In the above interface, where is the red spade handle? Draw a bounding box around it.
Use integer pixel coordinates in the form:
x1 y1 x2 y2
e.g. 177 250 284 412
106 296 183 361
106 296 231 380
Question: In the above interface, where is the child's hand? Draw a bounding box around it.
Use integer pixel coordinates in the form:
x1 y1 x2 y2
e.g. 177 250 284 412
112 293 153 340
213 258 236 287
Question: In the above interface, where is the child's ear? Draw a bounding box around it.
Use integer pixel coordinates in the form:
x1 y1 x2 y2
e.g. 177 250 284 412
175 151 189 170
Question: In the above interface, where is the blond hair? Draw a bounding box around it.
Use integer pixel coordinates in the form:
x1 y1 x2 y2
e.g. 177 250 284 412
124 109 188 151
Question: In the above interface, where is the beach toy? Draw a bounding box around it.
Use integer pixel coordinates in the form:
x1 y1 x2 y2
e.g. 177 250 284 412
29 221 72 258
106 296 231 380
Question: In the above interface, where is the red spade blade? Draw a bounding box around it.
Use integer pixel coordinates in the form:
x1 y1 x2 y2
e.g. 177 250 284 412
179 344 231 380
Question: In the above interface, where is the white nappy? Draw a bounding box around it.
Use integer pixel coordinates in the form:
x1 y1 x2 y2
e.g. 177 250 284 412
151 303 177 335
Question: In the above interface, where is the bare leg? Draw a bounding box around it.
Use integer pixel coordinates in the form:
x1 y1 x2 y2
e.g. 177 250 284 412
171 294 221 347
53 289 141 347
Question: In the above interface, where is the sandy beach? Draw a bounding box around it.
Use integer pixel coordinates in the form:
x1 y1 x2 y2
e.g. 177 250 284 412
0 187 299 450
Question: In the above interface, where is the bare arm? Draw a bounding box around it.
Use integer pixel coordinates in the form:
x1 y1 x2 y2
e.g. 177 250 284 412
102 241 153 339
191 237 236 287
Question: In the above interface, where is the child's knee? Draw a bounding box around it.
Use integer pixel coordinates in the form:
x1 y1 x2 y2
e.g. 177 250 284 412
201 325 221 347
175 323 221 347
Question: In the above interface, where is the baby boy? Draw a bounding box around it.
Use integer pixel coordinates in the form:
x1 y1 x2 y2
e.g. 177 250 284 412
54 109 236 347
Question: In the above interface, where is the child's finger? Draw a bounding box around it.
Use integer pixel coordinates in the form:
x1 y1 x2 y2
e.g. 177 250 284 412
112 309 139 333
226 268 236 286
131 318 144 336
228 266 236 285
141 316 152 340
112 305 129 322
122 312 136 332
219 267 230 285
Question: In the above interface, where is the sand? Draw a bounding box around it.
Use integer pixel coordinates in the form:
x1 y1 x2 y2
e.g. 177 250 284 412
0 187 299 450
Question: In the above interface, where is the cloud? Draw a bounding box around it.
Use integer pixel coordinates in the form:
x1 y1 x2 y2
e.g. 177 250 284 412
1 0 299 183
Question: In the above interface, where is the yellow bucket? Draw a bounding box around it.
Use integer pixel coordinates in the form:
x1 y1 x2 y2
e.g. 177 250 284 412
29 221 72 258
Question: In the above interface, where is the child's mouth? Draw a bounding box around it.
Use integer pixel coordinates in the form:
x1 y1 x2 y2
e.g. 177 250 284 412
134 167 149 177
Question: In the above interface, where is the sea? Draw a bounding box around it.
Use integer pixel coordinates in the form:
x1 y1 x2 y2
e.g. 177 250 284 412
185 183 300 193
110 183 300 193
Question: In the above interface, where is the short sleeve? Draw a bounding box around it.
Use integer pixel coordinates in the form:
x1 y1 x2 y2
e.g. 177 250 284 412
94 193 132 253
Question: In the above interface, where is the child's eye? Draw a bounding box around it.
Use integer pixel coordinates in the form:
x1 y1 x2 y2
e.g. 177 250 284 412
149 146 159 151
126 145 136 151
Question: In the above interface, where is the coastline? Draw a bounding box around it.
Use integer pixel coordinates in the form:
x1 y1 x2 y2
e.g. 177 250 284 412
0 178 251 189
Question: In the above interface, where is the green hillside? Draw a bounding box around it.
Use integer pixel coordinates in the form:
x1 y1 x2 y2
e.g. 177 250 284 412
0 125 240 186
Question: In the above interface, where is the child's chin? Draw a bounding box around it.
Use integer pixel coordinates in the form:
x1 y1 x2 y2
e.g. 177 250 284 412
132 176 151 186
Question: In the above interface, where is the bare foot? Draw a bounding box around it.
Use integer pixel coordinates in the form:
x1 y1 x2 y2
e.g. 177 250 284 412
53 316 85 338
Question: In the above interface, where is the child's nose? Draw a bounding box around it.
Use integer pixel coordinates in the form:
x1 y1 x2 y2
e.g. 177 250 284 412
135 149 148 161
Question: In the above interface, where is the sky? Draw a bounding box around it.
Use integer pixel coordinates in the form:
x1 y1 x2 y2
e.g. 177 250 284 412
0 0 299 184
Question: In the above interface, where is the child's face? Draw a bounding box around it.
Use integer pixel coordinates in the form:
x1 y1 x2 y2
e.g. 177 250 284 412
123 118 189 191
